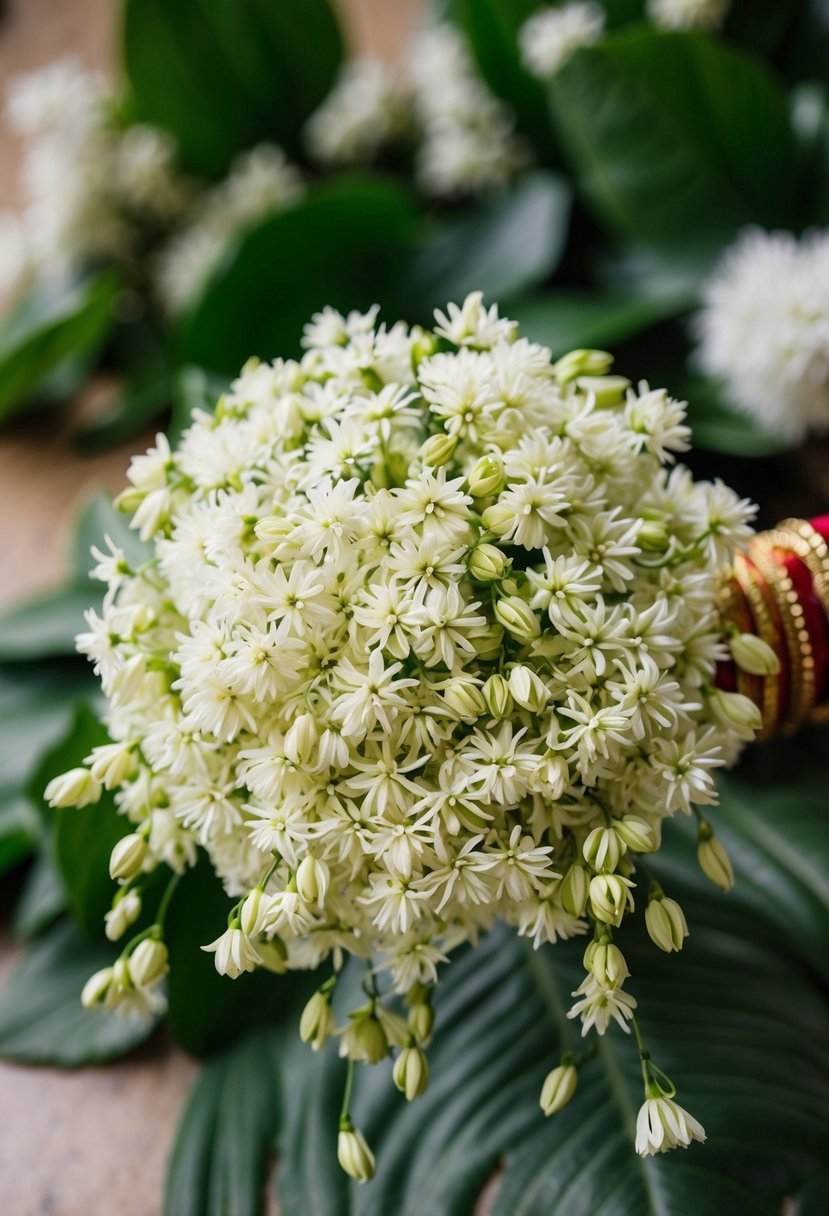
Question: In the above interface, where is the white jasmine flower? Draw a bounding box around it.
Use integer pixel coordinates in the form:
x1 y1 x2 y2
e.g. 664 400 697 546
519 3 606 81
408 25 530 197
696 228 829 441
647 0 729 31
305 58 405 166
635 1094 706 1154
567 974 637 1035
202 924 262 978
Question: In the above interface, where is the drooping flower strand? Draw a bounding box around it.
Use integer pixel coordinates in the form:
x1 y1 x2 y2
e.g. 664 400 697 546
47 292 759 1170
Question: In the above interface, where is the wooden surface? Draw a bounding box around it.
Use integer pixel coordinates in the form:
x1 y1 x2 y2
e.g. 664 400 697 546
0 3 422 1214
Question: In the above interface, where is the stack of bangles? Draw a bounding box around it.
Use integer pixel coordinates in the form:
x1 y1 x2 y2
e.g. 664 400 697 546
718 516 829 740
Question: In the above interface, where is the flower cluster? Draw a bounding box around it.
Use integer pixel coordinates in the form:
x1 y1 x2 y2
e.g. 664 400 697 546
519 3 606 81
303 25 529 197
154 144 303 313
3 58 188 285
49 292 758 1171
696 227 829 442
304 58 408 169
646 0 730 30
1 59 303 315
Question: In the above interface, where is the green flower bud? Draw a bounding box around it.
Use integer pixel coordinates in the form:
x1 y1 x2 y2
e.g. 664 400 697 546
393 1043 430 1100
483 673 513 718
443 678 486 721
614 816 656 854
105 888 142 942
44 766 102 809
560 863 589 917
576 374 631 407
285 712 319 765
508 665 549 712
697 831 734 893
589 873 634 926
421 432 458 468
300 990 336 1051
707 688 762 741
480 502 515 537
583 825 624 873
729 632 780 677
468 454 505 497
583 938 629 988
407 1002 434 1045
637 519 671 553
337 1124 375 1183
129 938 169 988
553 348 613 386
539 1063 578 1115
81 966 114 1009
296 854 330 904
494 596 540 642
109 833 148 882
645 894 687 952
468 542 509 583
341 1007 389 1064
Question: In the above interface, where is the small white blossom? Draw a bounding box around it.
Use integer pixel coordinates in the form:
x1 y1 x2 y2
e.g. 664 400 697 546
696 228 829 441
647 0 729 30
519 4 606 81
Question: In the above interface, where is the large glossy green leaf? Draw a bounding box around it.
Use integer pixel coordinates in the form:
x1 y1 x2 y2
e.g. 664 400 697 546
0 272 118 424
179 178 418 375
13 850 67 939
121 0 343 177
274 880 828 1215
0 918 156 1065
164 1031 280 1216
551 30 798 261
405 172 571 314
507 289 681 356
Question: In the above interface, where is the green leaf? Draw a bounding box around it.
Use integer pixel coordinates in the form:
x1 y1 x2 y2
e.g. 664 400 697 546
165 853 315 1057
507 290 680 356
405 172 571 313
0 918 156 1065
164 1030 280 1216
551 30 798 261
122 0 343 177
446 0 557 153
0 272 118 424
679 373 788 457
13 850 68 939
179 177 418 375
275 885 829 1215
0 493 149 663
37 705 128 939
0 586 96 663
0 663 93 871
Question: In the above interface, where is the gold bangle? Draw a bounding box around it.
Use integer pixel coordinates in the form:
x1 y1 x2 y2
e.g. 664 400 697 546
773 519 829 619
732 553 783 740
716 573 762 714
748 535 816 732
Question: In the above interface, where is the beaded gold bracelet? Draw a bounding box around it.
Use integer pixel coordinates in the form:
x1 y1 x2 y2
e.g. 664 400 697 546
749 533 816 733
731 552 784 739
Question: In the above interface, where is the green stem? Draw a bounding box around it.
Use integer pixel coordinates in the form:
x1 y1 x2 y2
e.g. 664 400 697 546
339 1058 356 1130
156 871 181 928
